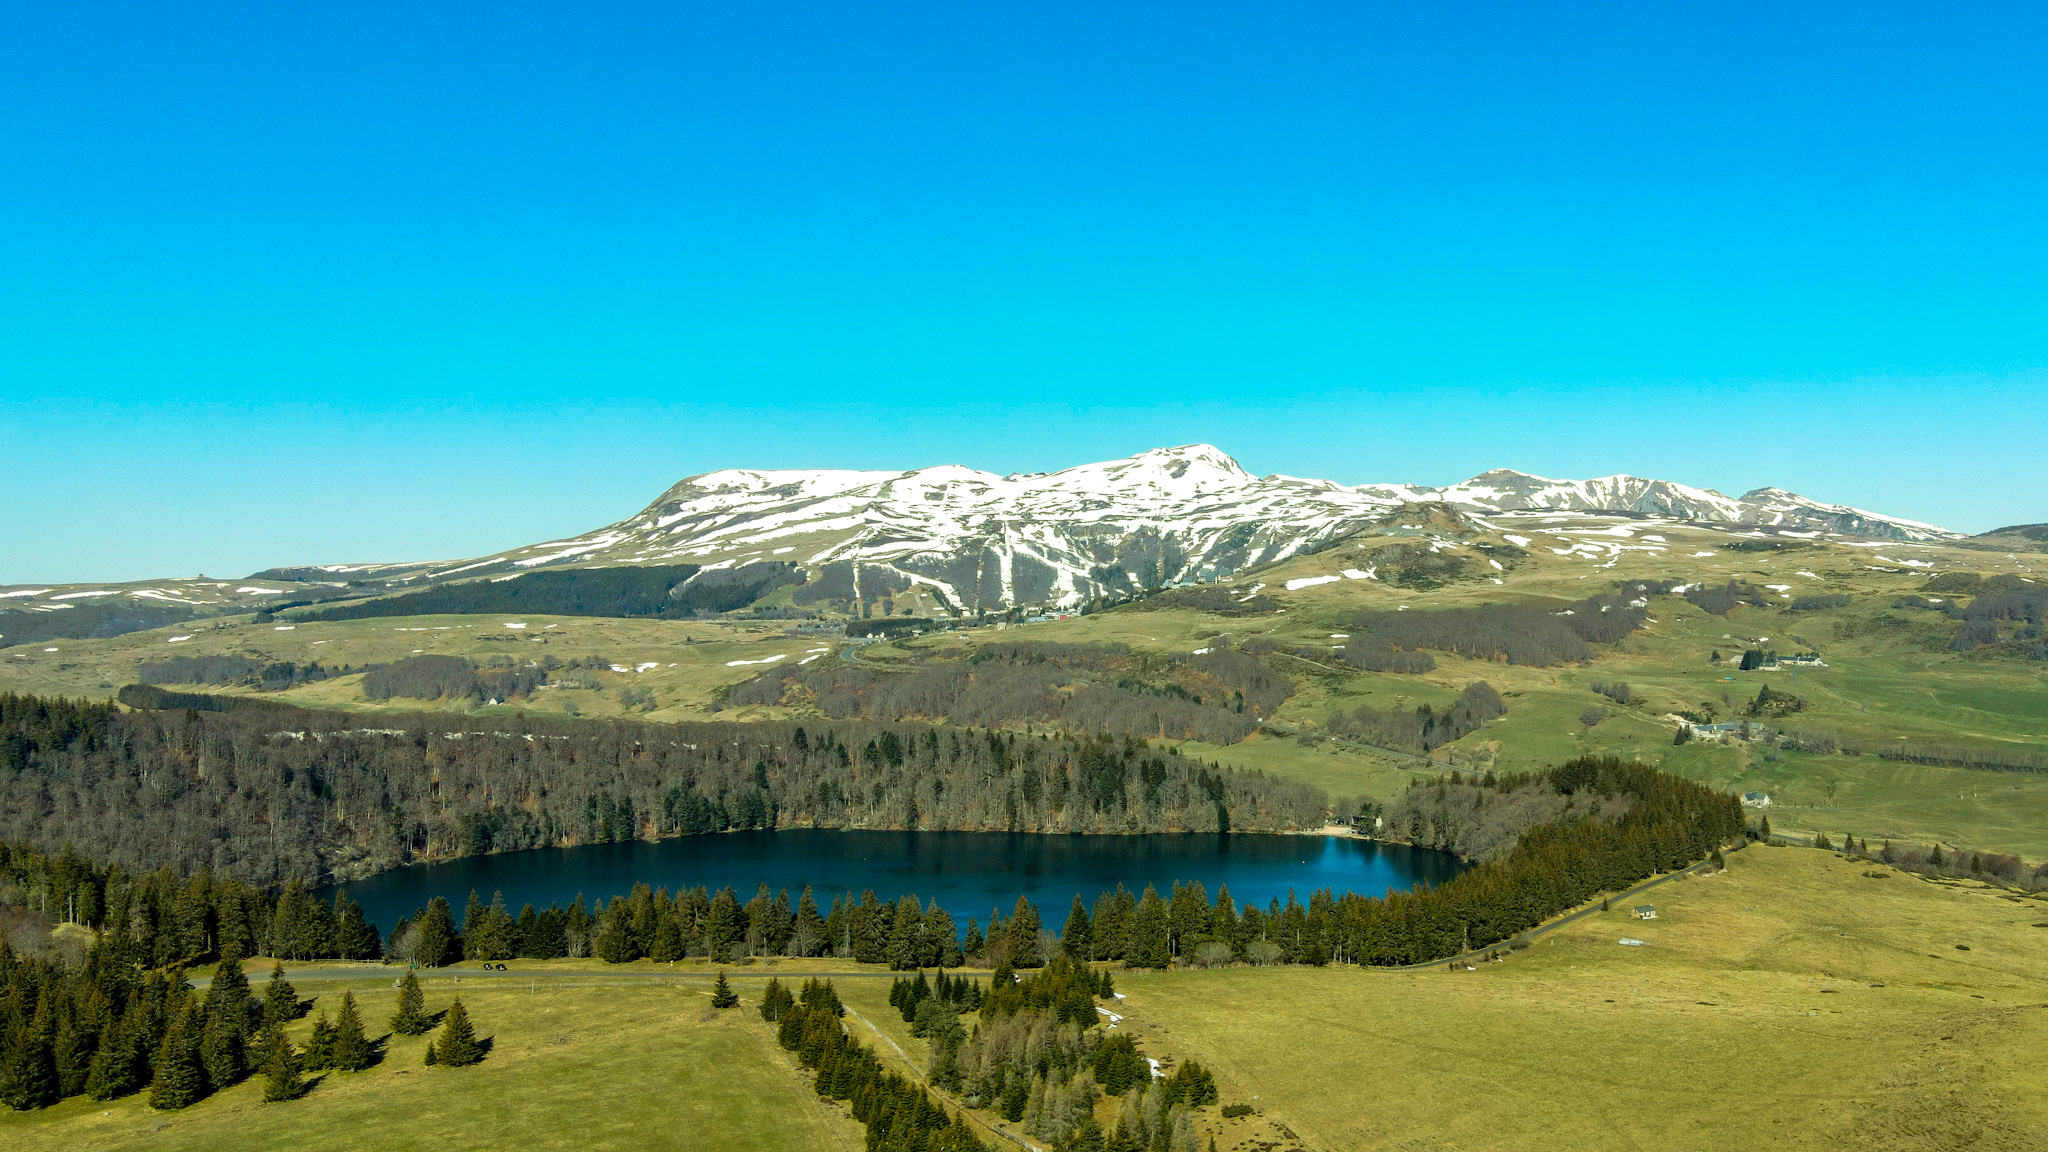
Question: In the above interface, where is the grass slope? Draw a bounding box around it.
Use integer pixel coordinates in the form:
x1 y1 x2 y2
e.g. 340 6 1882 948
1111 846 2048 1151
0 976 861 1152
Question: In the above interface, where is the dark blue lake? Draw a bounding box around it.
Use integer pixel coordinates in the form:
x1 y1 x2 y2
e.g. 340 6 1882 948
326 830 1464 932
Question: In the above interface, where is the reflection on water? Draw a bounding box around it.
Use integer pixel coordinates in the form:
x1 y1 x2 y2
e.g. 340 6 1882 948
326 829 1464 931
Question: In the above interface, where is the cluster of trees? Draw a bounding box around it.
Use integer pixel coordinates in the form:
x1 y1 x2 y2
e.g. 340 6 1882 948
0 694 1325 884
1325 682 1506 754
1355 542 1476 591
763 976 987 1151
0 840 380 970
1744 685 1805 718
1948 584 2046 656
1342 593 1646 669
725 642 1293 746
0 600 198 650
1871 741 2048 774
1787 594 1851 612
1757 821 2048 892
1050 759 1740 967
299 562 800 623
1375 771 1633 860
0 943 315 1112
1589 681 1634 705
1837 838 2048 891
135 656 358 692
944 956 1215 1150
361 655 546 703
1684 581 1771 616
378 884 1052 970
891 969 985 1029
1343 643 1437 674
0 943 484 1114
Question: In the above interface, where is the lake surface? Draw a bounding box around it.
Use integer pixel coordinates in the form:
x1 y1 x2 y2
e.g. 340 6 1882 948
328 830 1463 932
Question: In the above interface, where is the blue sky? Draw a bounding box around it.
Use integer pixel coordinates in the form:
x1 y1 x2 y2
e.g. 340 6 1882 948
4 2 2045 582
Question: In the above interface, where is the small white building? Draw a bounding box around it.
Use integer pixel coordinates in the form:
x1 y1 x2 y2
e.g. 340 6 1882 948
1741 791 1772 808
1631 905 1658 920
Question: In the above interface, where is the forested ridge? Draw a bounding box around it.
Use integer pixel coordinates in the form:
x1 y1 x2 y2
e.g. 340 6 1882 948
295 561 800 623
724 641 1292 744
0 692 1324 886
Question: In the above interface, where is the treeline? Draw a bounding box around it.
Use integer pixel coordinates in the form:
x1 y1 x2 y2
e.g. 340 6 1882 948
361 655 549 703
1341 592 1647 669
1948 584 2046 657
380 884 1037 969
1758 822 2048 892
950 957 1215 1149
0 841 381 969
1375 770 1632 860
138 656 362 691
0 693 1325 885
762 977 987 1151
1326 682 1506 754
1684 581 1771 615
298 562 801 623
0 600 198 650
724 642 1294 745
1892 576 2047 659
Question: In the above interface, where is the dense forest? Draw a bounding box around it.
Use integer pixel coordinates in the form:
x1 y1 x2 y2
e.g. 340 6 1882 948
1373 770 1632 859
296 562 801 623
137 656 363 691
1341 591 1646 668
0 755 1745 980
0 601 199 649
0 692 1324 885
724 642 1293 745
1325 682 1507 754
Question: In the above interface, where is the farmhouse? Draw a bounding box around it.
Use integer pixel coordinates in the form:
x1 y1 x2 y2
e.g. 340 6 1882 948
1741 791 1772 808
1631 905 1658 920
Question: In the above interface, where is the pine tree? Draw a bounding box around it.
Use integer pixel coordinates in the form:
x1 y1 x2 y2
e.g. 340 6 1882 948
260 1029 304 1102
149 1003 206 1110
0 997 60 1111
415 897 459 967
1063 895 1094 961
433 999 483 1067
199 953 251 1091
329 991 372 1071
261 963 299 1029
301 1010 336 1072
759 976 794 1022
85 1007 143 1101
649 913 685 962
390 970 429 1036
711 972 739 1009
333 895 382 960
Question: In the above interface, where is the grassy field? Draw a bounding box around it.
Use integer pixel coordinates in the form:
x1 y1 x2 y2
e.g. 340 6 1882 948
1111 846 2048 1151
0 970 864 1152
5 848 2045 1150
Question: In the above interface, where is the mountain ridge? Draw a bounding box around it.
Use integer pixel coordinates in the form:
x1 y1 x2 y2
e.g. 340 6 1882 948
286 445 1960 611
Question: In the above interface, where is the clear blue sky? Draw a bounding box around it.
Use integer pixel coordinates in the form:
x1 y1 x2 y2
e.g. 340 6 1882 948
4 2 2044 582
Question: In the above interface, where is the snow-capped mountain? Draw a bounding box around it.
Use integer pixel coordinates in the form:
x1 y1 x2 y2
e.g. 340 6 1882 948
281 445 1956 614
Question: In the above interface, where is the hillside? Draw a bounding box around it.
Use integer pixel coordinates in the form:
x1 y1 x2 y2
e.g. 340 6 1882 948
3 845 2040 1152
2 446 1966 643
2 450 2040 863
